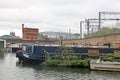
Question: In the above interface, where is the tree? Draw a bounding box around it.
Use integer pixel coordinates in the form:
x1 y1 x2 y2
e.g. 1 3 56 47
100 27 111 36
84 27 120 38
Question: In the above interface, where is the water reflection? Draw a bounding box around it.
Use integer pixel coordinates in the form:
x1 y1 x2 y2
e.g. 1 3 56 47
0 53 120 80
0 52 4 59
19 64 91 80
17 64 90 74
16 62 120 80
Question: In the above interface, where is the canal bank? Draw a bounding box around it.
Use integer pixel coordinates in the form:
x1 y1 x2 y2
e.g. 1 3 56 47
0 52 120 80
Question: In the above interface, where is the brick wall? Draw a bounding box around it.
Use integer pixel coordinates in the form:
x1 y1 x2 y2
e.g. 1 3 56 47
63 34 120 45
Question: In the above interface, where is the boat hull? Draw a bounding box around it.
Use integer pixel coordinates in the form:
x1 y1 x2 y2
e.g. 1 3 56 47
16 51 45 64
90 59 120 71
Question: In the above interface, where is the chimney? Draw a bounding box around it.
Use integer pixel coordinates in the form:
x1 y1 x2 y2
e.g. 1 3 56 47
22 24 24 39
22 24 24 29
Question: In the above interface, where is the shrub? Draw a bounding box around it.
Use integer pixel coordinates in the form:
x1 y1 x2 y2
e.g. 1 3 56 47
103 54 120 59
70 59 90 67
43 60 61 66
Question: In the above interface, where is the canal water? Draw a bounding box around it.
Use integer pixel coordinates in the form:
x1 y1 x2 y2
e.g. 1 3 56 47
0 53 120 80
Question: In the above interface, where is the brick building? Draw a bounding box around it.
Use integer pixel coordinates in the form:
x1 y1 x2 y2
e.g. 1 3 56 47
22 24 39 40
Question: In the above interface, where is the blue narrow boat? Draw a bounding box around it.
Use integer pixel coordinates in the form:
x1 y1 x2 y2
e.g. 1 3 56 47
16 45 120 64
16 45 61 64
16 51 45 64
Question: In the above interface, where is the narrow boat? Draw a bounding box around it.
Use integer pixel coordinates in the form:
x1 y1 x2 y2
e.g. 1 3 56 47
15 45 87 64
16 45 59 64
16 45 120 64
16 50 45 64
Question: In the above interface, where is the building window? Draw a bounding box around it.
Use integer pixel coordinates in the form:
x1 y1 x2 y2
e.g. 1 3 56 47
35 37 37 39
31 37 33 40
27 37 29 39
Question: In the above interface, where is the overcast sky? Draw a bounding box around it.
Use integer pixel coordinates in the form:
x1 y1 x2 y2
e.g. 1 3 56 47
0 0 120 37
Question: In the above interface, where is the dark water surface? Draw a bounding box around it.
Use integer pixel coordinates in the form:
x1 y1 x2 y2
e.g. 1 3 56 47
0 53 120 80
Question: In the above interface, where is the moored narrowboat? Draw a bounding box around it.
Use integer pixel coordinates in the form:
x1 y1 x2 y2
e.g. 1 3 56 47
16 45 120 64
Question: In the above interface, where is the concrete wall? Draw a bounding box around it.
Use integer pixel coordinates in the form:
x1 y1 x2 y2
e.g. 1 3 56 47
0 39 6 48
